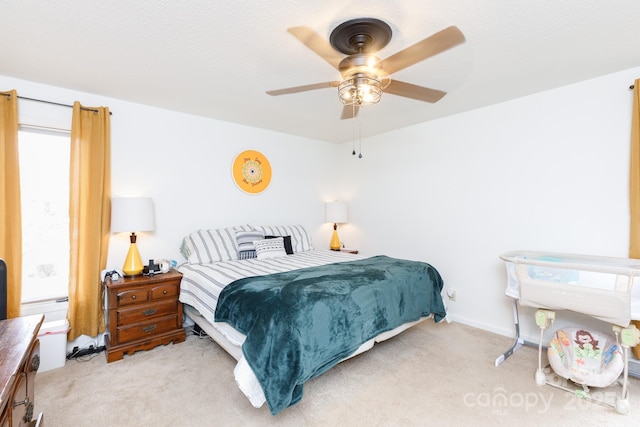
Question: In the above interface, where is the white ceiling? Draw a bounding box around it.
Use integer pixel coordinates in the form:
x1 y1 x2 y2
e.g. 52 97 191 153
2 1 639 143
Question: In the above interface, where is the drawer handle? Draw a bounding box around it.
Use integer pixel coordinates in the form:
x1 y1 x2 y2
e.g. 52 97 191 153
142 324 157 333
142 308 157 316
131 295 137 300
24 401 35 423
14 395 30 407
31 354 40 372
163 290 168 295
14 398 34 423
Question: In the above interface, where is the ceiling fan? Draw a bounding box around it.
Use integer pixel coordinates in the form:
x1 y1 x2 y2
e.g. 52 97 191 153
266 17 466 120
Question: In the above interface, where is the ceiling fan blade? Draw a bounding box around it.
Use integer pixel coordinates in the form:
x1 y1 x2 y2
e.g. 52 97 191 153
385 80 446 103
266 81 340 96
288 26 344 70
380 26 465 75
340 104 360 120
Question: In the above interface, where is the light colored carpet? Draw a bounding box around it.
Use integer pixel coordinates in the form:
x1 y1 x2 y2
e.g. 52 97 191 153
34 321 639 426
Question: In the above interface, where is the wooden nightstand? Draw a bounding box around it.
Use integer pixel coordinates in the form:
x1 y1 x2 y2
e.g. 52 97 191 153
104 270 186 363
340 248 359 254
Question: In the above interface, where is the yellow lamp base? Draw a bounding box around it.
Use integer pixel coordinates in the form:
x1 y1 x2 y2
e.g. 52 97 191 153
329 228 341 251
122 242 144 276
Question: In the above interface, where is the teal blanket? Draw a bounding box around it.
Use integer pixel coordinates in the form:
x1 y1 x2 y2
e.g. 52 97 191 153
214 255 446 415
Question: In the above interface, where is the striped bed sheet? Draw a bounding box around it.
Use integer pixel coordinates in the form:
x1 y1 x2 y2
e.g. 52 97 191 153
178 249 364 344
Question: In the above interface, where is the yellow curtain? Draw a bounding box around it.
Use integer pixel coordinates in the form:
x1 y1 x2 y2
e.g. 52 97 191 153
68 102 111 340
630 80 640 258
629 79 640 358
0 90 22 318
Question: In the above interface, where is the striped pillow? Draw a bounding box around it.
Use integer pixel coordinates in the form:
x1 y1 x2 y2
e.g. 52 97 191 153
253 237 287 260
235 230 265 260
182 225 253 264
253 225 313 253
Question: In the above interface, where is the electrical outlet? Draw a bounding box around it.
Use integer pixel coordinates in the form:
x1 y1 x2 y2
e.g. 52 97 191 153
447 289 456 301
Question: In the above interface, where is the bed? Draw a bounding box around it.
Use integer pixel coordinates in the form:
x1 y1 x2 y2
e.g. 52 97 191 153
177 225 447 415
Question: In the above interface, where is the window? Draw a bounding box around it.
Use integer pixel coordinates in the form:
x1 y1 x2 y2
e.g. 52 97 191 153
19 129 70 303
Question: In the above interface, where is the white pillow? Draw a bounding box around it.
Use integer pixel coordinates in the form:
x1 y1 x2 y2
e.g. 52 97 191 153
182 225 253 264
253 237 287 260
235 230 264 260
252 225 313 253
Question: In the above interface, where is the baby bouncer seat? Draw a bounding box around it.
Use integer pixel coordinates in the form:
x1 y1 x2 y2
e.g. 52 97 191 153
547 327 623 388
535 310 638 414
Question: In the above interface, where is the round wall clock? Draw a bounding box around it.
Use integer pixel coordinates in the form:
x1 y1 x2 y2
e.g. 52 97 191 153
232 149 272 194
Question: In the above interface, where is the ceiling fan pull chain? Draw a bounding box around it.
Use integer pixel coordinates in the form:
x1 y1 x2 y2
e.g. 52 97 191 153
358 107 363 159
352 104 357 155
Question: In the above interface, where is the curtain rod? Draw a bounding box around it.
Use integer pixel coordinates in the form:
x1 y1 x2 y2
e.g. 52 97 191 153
1 92 112 115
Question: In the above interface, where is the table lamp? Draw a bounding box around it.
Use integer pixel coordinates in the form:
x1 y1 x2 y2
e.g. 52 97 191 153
111 197 155 276
325 201 348 251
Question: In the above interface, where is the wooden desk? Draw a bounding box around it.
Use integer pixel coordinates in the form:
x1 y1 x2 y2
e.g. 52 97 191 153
0 315 44 427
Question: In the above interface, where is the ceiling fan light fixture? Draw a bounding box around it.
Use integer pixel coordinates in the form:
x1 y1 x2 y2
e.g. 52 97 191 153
338 74 382 106
267 20 465 120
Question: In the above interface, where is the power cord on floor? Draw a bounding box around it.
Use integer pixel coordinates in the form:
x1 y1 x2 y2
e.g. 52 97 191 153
188 323 209 339
66 341 105 362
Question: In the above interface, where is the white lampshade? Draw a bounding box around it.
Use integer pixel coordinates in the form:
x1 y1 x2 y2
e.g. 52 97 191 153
111 197 155 233
325 201 348 224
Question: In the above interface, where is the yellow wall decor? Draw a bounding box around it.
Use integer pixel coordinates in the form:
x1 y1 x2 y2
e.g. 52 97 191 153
232 149 272 194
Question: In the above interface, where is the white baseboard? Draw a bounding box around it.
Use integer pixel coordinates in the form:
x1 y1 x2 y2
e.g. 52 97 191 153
446 313 515 338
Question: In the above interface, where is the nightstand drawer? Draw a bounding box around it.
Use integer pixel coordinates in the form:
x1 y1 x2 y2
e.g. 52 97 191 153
117 299 178 325
116 314 179 344
150 282 179 300
117 288 150 306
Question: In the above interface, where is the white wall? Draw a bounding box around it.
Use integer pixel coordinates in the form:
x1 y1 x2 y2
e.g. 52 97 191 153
337 66 640 342
4 66 640 347
0 75 341 272
106 99 340 269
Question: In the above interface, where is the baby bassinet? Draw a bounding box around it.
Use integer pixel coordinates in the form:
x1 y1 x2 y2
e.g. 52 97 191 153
496 250 640 414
